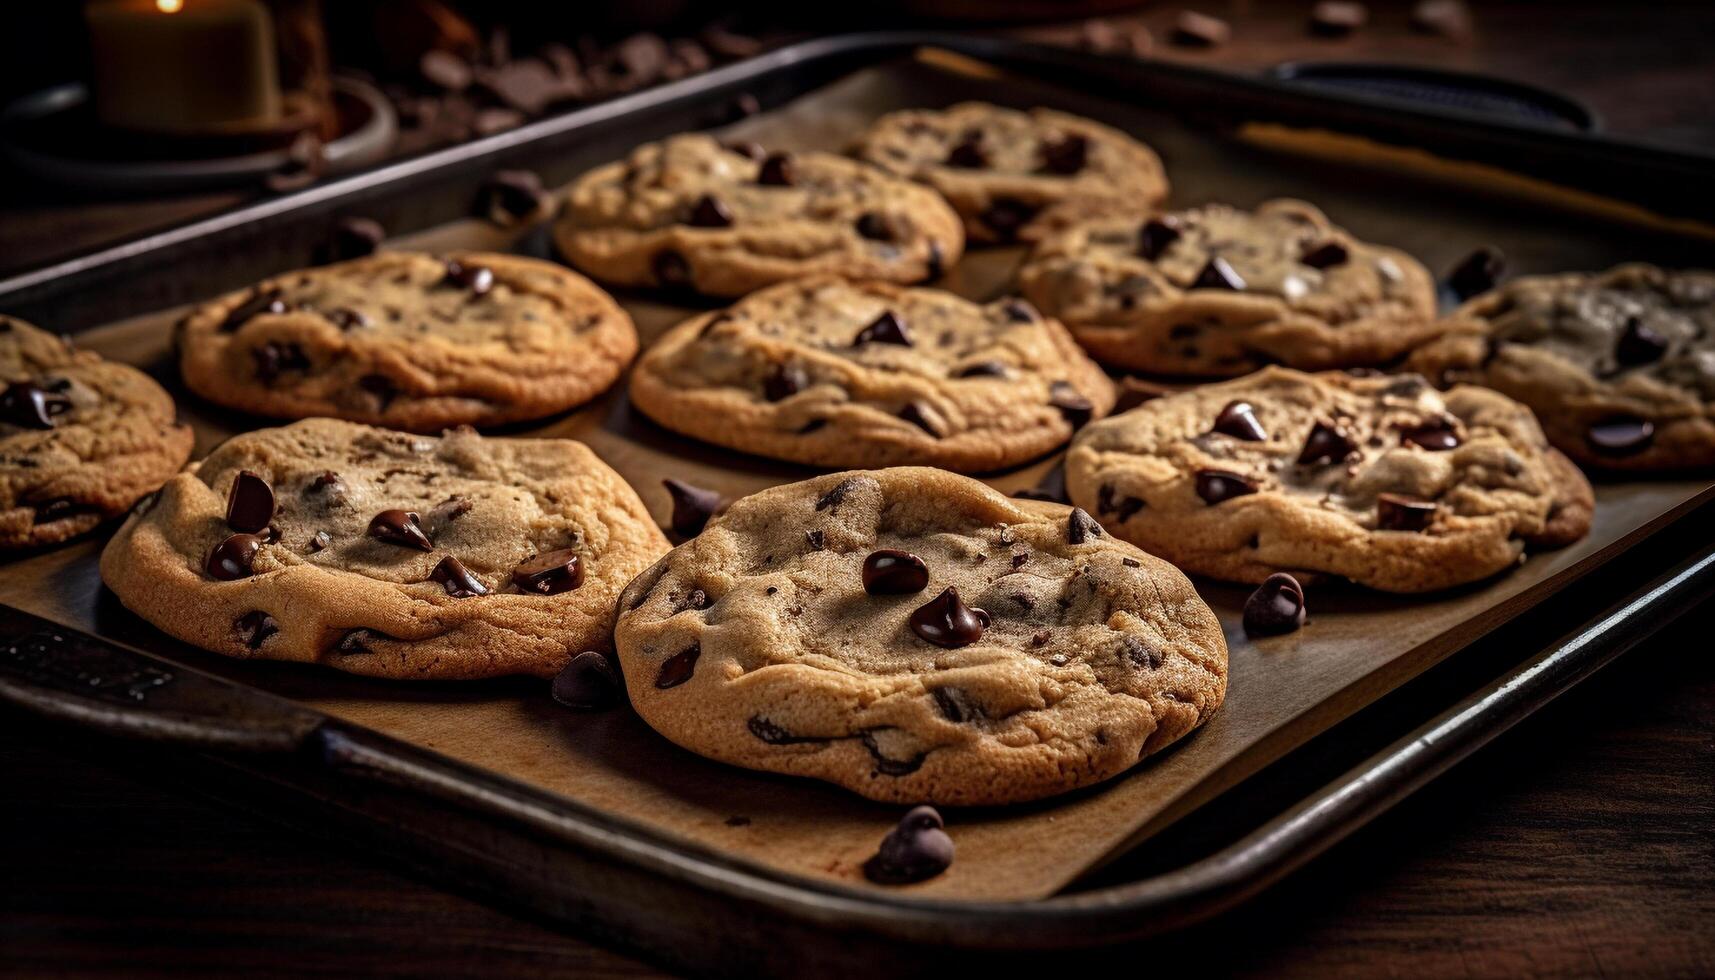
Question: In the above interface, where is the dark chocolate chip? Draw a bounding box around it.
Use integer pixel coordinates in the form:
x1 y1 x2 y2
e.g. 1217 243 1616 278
1586 416 1655 456
551 651 620 711
945 137 987 168
909 586 989 648
430 555 487 597
756 152 795 186
1299 241 1349 268
932 687 983 723
1615 316 1670 366
323 217 384 262
855 212 893 241
957 360 1009 379
1120 634 1163 669
980 198 1036 240
1195 469 1259 504
1243 572 1307 637
804 529 825 551
428 496 472 525
816 477 860 511
898 402 942 437
368 509 432 551
863 549 930 595
863 806 954 885
748 716 822 744
861 732 926 776
31 499 93 525
306 531 331 553
234 610 278 649
334 629 383 655
764 362 808 401
1039 134 1089 175
252 341 309 382
1377 493 1437 531
655 642 701 688
206 533 264 580
327 307 370 331
1061 508 1104 549
1298 421 1356 465
925 241 945 280
1138 217 1182 260
443 259 494 296
1116 495 1146 521
853 310 912 347
1049 381 1094 428
308 470 343 495
663 478 723 537
225 470 275 533
1 382 70 430
1447 246 1504 301
688 194 734 228
480 169 546 221
1213 400 1267 441
512 548 584 595
653 249 692 288
683 589 710 610
1001 298 1037 323
220 289 287 332
1400 418 1461 451
1192 256 1245 290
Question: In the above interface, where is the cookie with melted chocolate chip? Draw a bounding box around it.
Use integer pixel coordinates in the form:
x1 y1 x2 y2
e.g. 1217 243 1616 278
1018 199 1439 377
176 251 637 433
854 102 1169 245
614 468 1227 805
1 316 192 549
99 418 668 680
1404 264 1715 471
628 276 1117 472
1064 367 1593 593
554 134 964 298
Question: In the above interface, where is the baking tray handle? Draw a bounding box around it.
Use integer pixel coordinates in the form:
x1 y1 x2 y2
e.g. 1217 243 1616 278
0 604 322 753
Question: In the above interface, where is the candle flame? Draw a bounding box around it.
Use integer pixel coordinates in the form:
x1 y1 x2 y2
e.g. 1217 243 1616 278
156 0 183 12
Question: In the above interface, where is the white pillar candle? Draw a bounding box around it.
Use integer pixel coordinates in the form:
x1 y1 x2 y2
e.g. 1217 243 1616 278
85 0 283 133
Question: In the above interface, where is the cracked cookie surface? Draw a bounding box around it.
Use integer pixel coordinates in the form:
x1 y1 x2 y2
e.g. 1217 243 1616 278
1404 264 1715 471
2 317 192 549
628 276 1116 472
613 467 1228 805
1064 367 1593 593
854 102 1169 245
100 418 668 680
1018 199 1438 377
554 134 964 298
176 251 637 433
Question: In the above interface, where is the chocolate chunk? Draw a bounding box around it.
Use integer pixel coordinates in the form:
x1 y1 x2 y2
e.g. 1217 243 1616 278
1310 1 1368 36
368 509 432 551
234 610 278 649
512 549 584 594
863 806 954 885
430 555 486 597
1586 416 1655 456
420 50 473 91
306 531 330 553
1300 241 1349 269
334 629 382 655
764 362 808 401
443 259 494 296
1049 382 1094 428
480 169 547 223
898 402 942 437
31 499 93 525
804 529 825 551
253 341 309 382
1192 256 1245 291
206 533 264 580
688 194 734 228
1446 246 1503 301
220 289 287 332
1040 134 1089 175
1172 10 1231 47
855 212 893 242
1377 494 1436 531
663 478 723 537
1195 469 1259 504
1001 299 1038 323
932 687 983 723
1 382 70 430
909 586 989 648
980 198 1036 240
816 477 860 511
724 140 765 161
756 152 795 187
1615 316 1670 366
655 642 701 688
1138 217 1182 260
853 311 912 347
957 360 1009 379
308 470 343 495
652 249 691 288
428 495 472 525
945 137 987 168
1400 418 1461 451
1097 484 1147 522
1066 507 1103 544
225 470 275 533
1120 635 1163 669
683 589 711 610
1213 400 1267 441
1298 421 1356 465
328 308 370 331
551 651 620 711
862 549 930 595
1244 573 1307 637
324 217 384 262
861 732 925 776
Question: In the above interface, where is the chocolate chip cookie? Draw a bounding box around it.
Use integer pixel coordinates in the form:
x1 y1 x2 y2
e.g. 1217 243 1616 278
854 102 1169 245
2 317 193 549
100 418 669 680
628 276 1117 472
1064 367 1593 593
613 467 1228 805
554 135 964 298
1017 199 1439 377
176 251 637 433
1404 264 1715 471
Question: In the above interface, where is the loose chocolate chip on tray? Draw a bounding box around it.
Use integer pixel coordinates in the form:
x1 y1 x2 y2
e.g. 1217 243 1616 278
1586 416 1655 456
206 533 264 580
1446 246 1504 301
479 169 548 224
1377 493 1437 531
1195 469 1259 504
1213 400 1267 441
430 555 487 597
1066 507 1103 544
225 470 275 533
1172 10 1232 47
1 382 70 430
688 194 734 228
756 152 795 187
1310 1 1369 36
1244 573 1308 637
1192 256 1245 291
864 806 954 885
1615 316 1670 366
655 642 701 688
909 586 989 648
512 549 585 594
1138 216 1182 260
220 289 287 332
552 651 621 711
863 550 930 595
1039 134 1089 175
1048 381 1094 428
1299 241 1349 269
368 509 432 551
663 478 723 538
1298 421 1355 465
853 310 912 347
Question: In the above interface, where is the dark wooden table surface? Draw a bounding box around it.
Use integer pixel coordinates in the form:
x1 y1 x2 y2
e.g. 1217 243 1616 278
4 3 1714 977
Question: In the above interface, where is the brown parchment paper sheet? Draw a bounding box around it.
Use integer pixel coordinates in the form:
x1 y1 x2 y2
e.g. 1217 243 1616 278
2 55 1712 904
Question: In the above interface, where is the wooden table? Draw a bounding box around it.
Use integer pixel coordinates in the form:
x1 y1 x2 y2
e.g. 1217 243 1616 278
4 3 1714 976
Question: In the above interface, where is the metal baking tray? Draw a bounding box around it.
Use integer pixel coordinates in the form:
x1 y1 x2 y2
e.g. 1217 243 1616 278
3 32 1713 975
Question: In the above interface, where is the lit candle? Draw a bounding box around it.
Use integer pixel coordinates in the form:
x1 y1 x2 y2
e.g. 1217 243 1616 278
85 0 282 133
